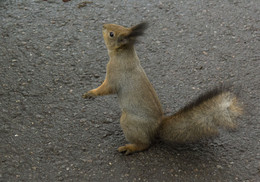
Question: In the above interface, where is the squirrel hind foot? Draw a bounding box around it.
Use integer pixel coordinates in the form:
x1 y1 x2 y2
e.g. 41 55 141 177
118 143 150 155
82 91 96 99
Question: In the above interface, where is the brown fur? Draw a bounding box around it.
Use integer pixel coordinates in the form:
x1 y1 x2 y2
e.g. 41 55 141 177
159 91 243 143
83 22 243 155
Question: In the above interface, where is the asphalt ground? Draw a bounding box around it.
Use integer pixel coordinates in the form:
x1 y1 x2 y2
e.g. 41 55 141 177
0 0 259 181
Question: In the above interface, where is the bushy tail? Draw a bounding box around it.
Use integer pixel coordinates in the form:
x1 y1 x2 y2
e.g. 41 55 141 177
159 88 243 143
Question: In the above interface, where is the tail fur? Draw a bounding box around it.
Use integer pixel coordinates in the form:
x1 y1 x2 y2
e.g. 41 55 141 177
159 87 243 143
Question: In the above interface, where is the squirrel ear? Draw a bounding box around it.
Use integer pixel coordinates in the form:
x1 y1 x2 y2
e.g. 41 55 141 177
128 22 148 38
117 22 148 46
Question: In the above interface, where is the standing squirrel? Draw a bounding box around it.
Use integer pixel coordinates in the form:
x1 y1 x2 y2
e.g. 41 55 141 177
83 22 243 155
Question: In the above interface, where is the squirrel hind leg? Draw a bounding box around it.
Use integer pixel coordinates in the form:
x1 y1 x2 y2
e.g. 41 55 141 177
118 143 150 155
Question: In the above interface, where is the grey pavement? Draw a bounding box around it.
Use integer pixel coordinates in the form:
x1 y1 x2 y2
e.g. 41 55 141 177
0 0 259 181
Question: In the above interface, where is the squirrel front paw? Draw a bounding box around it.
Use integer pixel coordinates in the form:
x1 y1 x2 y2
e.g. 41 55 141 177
82 91 96 99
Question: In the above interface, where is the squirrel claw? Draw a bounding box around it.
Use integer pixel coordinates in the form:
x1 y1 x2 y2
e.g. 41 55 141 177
82 92 96 99
118 145 133 155
118 143 149 155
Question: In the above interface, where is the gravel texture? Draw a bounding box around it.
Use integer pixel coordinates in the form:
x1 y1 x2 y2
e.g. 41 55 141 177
0 0 259 181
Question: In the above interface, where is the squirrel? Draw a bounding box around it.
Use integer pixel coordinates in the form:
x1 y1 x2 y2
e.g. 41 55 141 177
83 22 243 155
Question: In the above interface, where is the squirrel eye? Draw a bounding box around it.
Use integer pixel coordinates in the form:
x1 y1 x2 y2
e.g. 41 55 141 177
109 32 114 37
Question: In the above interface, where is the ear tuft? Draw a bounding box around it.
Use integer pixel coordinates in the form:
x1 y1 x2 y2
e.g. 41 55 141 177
128 22 148 38
116 22 148 47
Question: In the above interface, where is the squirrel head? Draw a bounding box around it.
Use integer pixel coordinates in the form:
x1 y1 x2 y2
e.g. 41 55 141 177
102 22 148 51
